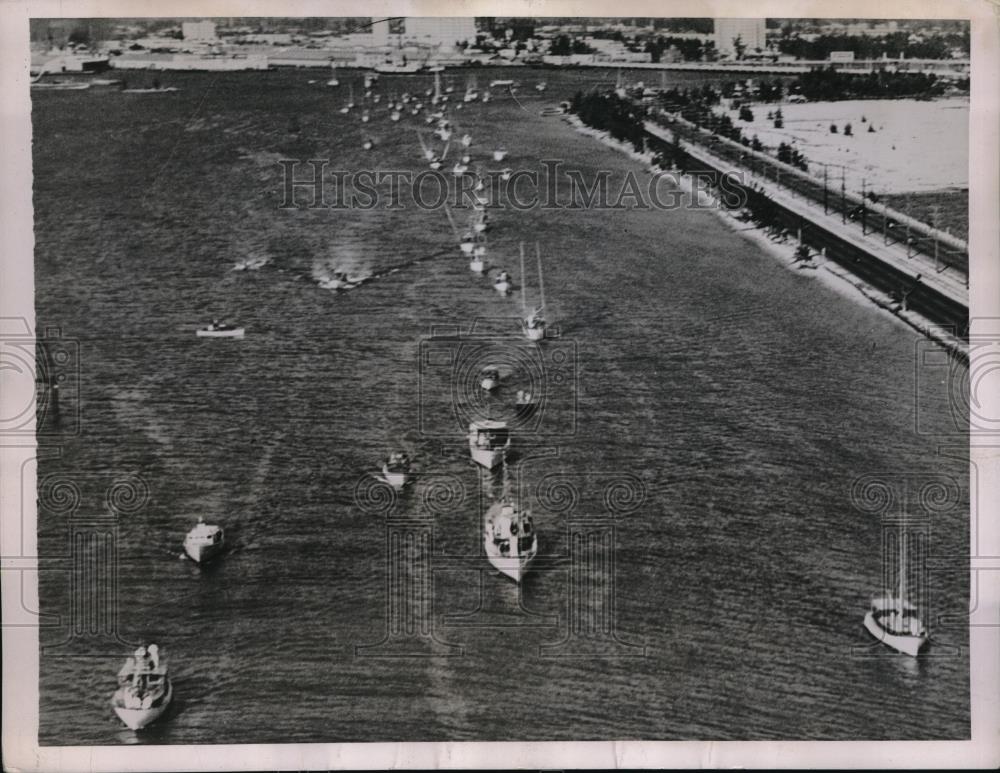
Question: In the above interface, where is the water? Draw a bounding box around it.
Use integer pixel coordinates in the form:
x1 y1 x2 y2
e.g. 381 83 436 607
33 67 968 744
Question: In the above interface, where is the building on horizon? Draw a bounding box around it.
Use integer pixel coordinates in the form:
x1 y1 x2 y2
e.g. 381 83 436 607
713 18 766 58
182 21 218 42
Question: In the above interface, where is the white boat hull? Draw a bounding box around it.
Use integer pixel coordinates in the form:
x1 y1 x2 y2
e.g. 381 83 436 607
492 151 507 162
470 258 486 274
469 445 505 469
196 328 244 339
381 469 409 490
184 539 224 565
863 612 926 657
525 326 545 342
112 681 172 730
494 281 510 295
484 550 533 583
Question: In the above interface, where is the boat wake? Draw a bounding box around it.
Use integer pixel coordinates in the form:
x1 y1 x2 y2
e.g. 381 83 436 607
312 249 451 293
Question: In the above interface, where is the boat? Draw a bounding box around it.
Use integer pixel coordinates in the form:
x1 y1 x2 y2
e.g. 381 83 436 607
515 389 539 419
463 75 479 102
483 463 537 583
468 419 510 469
381 452 412 489
460 133 472 148
482 91 491 103
196 321 244 338
31 80 91 90
361 109 370 123
480 367 500 391
319 271 358 291
90 78 121 86
492 147 508 162
111 645 172 730
363 138 374 151
183 517 225 564
472 208 488 234
460 153 471 165
232 256 268 272
390 109 401 122
121 86 178 94
452 162 468 176
327 63 340 86
863 525 928 657
535 81 547 92
500 168 513 182
490 79 514 88
374 60 423 74
493 269 511 296
520 243 547 342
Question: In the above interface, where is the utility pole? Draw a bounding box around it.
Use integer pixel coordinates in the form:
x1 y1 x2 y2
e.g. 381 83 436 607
840 166 846 224
861 177 867 235
823 164 828 214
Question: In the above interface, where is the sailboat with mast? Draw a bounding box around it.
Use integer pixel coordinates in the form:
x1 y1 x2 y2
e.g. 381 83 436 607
327 63 340 87
863 522 928 656
520 243 547 342
483 458 538 583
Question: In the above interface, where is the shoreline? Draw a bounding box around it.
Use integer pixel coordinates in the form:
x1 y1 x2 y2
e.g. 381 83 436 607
563 113 968 363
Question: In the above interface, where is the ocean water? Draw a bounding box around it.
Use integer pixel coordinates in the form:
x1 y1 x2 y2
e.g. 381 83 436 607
32 67 968 744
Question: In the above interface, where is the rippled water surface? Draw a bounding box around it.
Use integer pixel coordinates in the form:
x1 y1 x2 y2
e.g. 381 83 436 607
33 67 968 744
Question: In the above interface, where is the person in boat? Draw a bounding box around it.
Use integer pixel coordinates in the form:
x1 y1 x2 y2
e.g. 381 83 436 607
148 643 160 669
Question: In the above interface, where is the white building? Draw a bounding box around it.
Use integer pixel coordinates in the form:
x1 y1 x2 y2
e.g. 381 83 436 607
182 21 218 42
713 18 766 58
403 17 476 48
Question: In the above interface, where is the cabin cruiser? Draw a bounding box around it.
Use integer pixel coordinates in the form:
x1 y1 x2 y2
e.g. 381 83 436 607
381 452 412 489
111 645 172 730
480 367 500 391
493 270 511 296
197 320 244 338
484 491 537 583
183 517 225 564
468 420 510 469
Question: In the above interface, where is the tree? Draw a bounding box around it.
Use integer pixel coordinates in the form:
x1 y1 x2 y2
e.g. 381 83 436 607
843 122 853 136
732 34 746 60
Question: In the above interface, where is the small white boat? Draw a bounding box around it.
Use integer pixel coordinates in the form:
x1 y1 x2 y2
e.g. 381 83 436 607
232 257 268 272
363 139 374 150
500 168 512 181
468 420 510 469
460 236 475 255
461 133 472 148
196 321 244 339
490 79 514 88
361 110 370 123
327 64 340 87
493 270 511 296
429 160 442 170
515 389 539 418
484 490 537 583
121 86 178 94
91 78 121 86
390 110 401 122
535 82 547 92
864 526 928 656
460 153 471 165
480 367 500 391
183 517 225 564
380 452 412 490
452 163 468 176
319 271 358 291
470 255 487 274
111 646 172 730
482 91 491 103
373 94 382 104
492 148 508 162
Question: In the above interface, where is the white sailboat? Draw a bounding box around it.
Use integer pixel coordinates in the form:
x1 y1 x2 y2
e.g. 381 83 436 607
111 646 172 730
492 147 508 162
483 461 537 583
864 525 928 657
196 320 244 338
468 419 510 469
493 269 511 296
327 63 340 86
520 243 546 342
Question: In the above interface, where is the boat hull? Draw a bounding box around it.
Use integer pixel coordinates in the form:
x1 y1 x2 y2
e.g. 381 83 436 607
470 259 486 274
112 681 172 730
484 550 533 583
381 469 409 489
469 445 505 469
863 612 926 657
525 325 545 342
196 328 244 338
494 281 510 295
184 540 224 565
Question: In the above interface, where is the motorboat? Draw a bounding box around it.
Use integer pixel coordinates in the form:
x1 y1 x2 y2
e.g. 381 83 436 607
864 526 928 656
121 86 178 94
535 81 547 92
111 646 172 730
380 452 412 490
363 138 374 151
327 64 340 87
500 168 513 182
492 148 508 162
390 110 401 122
483 475 537 583
493 270 511 296
319 271 358 291
468 419 510 469
183 517 225 564
515 389 539 419
490 79 514 88
196 321 244 338
460 133 472 148
480 367 500 391
361 110 370 123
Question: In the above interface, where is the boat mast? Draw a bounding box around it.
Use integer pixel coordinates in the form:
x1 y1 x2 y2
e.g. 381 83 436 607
520 242 528 316
536 243 546 319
